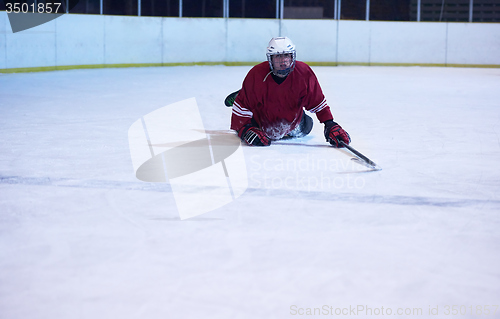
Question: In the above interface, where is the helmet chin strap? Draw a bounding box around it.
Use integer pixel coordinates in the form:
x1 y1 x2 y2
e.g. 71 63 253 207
273 68 290 77
263 68 290 82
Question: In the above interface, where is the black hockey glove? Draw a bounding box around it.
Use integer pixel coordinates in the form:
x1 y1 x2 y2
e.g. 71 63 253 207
238 124 271 146
324 120 351 148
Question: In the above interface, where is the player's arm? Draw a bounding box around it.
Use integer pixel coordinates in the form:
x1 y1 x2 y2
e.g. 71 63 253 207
230 89 270 147
303 68 350 148
306 99 349 147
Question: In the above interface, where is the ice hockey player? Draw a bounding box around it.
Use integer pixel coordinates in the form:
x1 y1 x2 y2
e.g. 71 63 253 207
227 36 351 147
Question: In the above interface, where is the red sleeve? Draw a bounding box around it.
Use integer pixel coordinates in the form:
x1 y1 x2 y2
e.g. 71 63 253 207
301 63 334 123
230 71 255 132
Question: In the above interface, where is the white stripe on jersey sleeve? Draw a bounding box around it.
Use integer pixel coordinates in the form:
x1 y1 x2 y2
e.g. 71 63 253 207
233 101 253 118
309 98 328 113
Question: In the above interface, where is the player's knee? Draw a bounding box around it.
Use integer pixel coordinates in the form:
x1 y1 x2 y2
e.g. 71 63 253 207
302 114 313 136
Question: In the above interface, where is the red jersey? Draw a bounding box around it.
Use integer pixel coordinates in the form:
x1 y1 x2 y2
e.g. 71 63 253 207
230 61 334 140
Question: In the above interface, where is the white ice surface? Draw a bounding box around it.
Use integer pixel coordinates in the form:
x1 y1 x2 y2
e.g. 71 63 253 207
1 66 500 318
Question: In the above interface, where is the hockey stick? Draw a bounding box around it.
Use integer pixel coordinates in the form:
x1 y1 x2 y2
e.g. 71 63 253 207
271 140 380 170
339 140 381 170
198 129 381 169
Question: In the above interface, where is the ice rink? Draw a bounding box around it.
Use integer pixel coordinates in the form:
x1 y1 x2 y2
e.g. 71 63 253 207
1 65 499 318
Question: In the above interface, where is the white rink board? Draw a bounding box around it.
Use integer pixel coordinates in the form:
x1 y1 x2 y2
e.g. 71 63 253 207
0 11 500 69
56 14 105 66
280 19 337 62
104 15 162 65
5 15 56 68
447 23 500 65
0 11 6 69
337 20 370 64
370 21 448 64
163 18 226 63
226 19 279 62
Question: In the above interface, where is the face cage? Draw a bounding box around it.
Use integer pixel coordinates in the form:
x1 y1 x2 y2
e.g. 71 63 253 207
267 51 296 77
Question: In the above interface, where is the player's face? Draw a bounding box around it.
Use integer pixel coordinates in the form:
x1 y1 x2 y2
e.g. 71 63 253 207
272 54 292 77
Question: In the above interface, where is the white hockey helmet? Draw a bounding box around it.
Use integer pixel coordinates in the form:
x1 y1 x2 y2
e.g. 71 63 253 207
266 37 296 77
